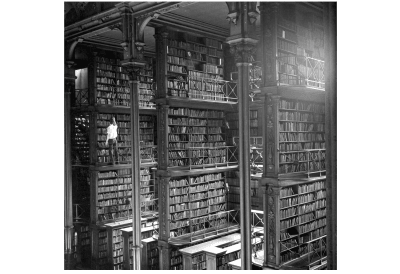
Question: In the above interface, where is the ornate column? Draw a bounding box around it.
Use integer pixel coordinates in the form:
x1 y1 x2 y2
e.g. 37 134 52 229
64 64 75 270
264 185 281 269
157 105 169 170
118 3 147 270
154 29 169 99
324 2 337 270
157 175 171 270
226 2 259 270
263 93 280 178
128 73 142 270
64 37 82 270
259 2 279 89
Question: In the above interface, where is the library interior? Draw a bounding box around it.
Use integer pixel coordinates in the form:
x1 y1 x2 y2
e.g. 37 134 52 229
64 1 337 270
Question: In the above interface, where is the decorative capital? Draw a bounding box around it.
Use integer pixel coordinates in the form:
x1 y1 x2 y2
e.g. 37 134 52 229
123 66 142 82
229 41 258 64
120 42 128 51
247 2 260 25
248 11 260 25
226 12 238 25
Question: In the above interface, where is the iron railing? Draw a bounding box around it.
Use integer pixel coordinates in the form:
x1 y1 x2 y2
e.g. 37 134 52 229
187 77 238 102
251 210 264 257
188 145 238 169
74 89 90 107
279 148 326 178
188 209 240 242
140 144 157 164
277 55 325 90
73 203 90 223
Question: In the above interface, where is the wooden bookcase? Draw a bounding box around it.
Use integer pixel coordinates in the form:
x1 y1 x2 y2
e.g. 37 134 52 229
265 177 327 269
262 92 327 269
165 171 228 240
273 4 325 89
164 107 234 169
138 56 156 109
154 27 239 270
278 99 325 176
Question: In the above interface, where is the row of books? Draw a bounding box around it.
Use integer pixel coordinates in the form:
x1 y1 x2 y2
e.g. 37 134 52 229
298 218 326 235
279 111 325 122
202 64 223 75
279 142 326 152
98 177 131 186
170 203 189 213
167 55 187 66
279 100 325 113
189 70 223 80
279 122 325 132
299 181 325 194
281 206 297 220
279 132 325 142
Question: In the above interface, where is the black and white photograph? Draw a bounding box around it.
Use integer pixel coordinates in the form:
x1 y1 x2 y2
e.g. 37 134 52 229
62 1 337 270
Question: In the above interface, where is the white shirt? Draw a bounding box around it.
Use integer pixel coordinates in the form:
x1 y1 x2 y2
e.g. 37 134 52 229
107 124 118 140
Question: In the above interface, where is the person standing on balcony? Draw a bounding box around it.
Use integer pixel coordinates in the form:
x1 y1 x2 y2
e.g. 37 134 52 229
106 117 119 165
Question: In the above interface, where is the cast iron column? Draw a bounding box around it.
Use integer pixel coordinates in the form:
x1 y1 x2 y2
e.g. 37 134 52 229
118 2 147 269
226 2 259 269
64 61 75 270
324 2 337 270
130 79 141 269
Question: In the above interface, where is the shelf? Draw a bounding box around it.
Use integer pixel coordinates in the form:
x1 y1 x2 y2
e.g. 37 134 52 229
279 120 325 124
278 48 297 55
277 36 298 45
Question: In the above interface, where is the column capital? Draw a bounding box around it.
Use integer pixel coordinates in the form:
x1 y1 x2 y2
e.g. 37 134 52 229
227 39 258 64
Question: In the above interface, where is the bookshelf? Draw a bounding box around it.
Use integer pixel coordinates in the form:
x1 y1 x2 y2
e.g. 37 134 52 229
94 56 131 107
167 172 227 239
138 56 156 109
163 107 237 169
273 5 325 89
95 113 132 165
90 166 158 225
277 98 325 177
139 114 157 165
264 177 327 269
156 29 237 103
165 33 230 102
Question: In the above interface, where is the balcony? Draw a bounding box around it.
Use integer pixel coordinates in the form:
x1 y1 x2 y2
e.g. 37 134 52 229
278 55 325 90
187 76 238 103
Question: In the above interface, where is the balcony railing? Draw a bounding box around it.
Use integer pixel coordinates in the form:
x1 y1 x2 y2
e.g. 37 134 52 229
140 144 157 165
187 77 238 102
184 145 238 170
73 89 89 107
277 55 325 90
73 203 90 223
280 148 326 178
251 210 264 258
